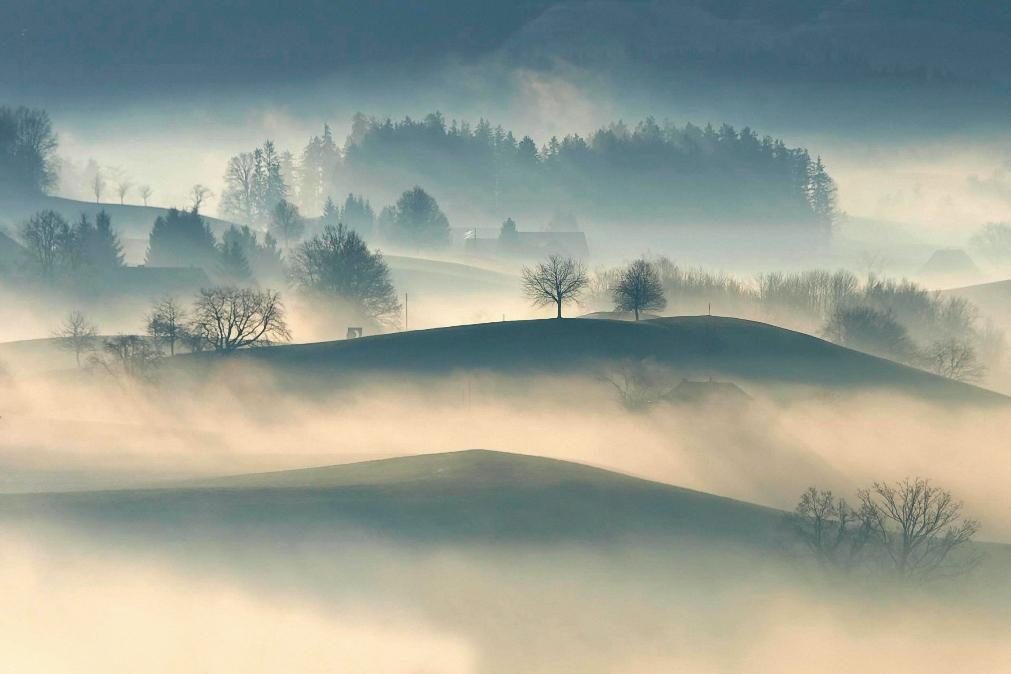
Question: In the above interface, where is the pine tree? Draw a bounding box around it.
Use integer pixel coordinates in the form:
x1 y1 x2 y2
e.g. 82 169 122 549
341 193 376 239
321 196 340 227
146 208 218 269
93 210 125 270
218 238 251 282
807 156 838 229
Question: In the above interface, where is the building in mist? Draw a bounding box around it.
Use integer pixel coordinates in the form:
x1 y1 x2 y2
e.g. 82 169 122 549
459 228 589 260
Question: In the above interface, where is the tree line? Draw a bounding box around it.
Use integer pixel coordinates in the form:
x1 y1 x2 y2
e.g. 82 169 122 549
791 479 980 583
54 287 292 379
219 112 839 238
581 260 1002 383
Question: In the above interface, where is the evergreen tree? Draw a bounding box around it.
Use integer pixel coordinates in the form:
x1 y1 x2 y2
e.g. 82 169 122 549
146 208 218 269
92 210 125 270
218 238 251 282
341 193 376 239
262 141 288 213
321 196 340 227
387 186 450 249
807 156 838 229
297 124 341 216
220 224 284 281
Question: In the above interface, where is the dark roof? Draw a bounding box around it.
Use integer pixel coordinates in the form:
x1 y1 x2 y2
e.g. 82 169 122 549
666 378 752 404
463 230 589 259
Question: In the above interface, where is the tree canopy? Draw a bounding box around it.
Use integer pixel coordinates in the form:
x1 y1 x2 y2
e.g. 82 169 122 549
0 106 58 197
289 223 401 326
146 208 218 269
342 113 837 229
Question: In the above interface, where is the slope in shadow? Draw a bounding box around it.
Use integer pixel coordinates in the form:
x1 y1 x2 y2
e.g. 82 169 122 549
182 316 1006 403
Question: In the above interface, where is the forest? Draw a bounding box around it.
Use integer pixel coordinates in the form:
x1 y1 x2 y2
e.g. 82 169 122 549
218 113 838 236
338 113 837 229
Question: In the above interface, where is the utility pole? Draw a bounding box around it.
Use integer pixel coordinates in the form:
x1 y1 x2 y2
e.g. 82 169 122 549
404 293 408 331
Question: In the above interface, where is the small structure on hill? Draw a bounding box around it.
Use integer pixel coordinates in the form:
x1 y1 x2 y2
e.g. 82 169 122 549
460 225 589 260
918 249 982 286
664 378 751 406
346 327 363 339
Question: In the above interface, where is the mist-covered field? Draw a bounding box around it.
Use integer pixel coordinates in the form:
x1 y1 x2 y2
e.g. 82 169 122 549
2 1 1010 672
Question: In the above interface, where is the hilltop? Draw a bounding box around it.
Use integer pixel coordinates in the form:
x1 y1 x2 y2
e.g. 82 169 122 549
0 449 783 544
185 316 1007 403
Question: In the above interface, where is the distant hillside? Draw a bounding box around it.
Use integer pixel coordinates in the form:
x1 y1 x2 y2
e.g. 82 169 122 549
0 449 783 544
182 316 1007 403
385 255 517 296
0 194 239 248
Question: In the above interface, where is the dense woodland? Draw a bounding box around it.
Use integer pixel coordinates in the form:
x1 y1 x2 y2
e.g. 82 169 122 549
218 113 838 235
339 113 837 228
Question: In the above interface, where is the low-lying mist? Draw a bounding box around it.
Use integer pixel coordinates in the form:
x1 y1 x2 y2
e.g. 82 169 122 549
1 519 1008 674
2 360 1008 541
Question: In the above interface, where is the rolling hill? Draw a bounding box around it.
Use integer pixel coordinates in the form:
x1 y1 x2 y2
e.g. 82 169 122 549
385 255 517 296
0 449 783 545
0 195 237 250
183 316 1007 403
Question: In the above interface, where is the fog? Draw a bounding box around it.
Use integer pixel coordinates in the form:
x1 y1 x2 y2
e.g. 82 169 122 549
3 3 1011 670
1 358 1008 542
49 92 1011 250
1 515 1008 674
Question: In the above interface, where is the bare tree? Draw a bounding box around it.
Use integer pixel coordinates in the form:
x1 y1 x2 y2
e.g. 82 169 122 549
613 258 667 320
18 210 71 281
925 338 985 382
522 255 589 318
793 487 874 572
146 296 188 356
190 184 213 212
190 287 291 351
139 185 153 207
859 478 980 580
269 199 305 255
91 170 106 204
55 310 98 367
600 358 670 410
220 152 258 225
115 179 132 205
95 335 162 380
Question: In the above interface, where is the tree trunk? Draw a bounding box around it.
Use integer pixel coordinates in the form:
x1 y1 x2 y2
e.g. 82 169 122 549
634 307 640 321
556 300 562 319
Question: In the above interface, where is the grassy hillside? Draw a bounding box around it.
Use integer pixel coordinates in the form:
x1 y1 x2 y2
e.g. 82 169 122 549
0 449 783 544
184 316 1007 403
0 194 239 255
385 255 517 296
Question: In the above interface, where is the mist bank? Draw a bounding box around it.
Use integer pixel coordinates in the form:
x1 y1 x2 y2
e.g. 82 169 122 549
2 347 1010 539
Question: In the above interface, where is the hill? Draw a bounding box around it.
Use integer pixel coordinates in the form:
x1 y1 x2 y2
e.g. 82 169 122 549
0 195 239 263
0 450 783 544
385 255 516 296
184 316 1007 403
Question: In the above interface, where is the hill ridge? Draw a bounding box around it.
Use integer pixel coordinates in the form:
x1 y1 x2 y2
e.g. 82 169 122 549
182 316 1007 403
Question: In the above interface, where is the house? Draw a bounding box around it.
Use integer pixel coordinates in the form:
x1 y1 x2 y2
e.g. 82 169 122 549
461 229 589 259
664 378 751 406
